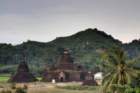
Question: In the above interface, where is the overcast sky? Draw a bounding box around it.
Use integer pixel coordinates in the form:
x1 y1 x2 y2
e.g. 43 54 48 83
0 0 140 44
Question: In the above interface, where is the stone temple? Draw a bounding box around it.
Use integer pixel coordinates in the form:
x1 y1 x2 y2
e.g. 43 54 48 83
9 54 37 83
42 49 96 85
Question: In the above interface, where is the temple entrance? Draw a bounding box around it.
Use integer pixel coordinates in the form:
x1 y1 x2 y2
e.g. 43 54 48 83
59 72 65 82
60 77 64 82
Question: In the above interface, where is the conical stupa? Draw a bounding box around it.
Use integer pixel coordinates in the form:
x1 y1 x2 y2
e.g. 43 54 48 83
9 51 37 83
56 49 74 70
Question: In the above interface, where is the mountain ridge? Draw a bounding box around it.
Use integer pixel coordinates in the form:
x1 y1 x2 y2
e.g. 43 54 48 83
0 28 139 74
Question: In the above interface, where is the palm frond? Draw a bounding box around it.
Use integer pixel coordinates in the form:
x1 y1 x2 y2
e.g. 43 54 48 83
101 47 140 93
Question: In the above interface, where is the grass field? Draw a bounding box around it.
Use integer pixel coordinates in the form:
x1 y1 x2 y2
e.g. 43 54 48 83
0 74 101 93
0 74 10 82
0 82 101 93
28 87 99 93
0 74 42 83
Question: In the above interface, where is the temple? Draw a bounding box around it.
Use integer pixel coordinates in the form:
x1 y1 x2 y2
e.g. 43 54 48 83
56 49 74 70
9 53 37 83
42 49 96 85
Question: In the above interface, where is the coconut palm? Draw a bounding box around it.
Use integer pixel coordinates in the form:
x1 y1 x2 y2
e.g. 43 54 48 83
101 47 140 93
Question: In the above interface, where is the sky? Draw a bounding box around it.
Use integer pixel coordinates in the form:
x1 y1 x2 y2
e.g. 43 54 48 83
0 0 140 44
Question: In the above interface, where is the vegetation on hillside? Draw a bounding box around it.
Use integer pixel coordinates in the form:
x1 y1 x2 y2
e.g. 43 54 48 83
102 47 140 93
0 28 139 76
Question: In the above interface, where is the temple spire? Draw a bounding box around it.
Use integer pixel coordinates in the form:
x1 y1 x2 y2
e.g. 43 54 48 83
57 48 74 70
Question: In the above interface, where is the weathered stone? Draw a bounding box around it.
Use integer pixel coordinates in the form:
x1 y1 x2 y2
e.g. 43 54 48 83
43 49 96 85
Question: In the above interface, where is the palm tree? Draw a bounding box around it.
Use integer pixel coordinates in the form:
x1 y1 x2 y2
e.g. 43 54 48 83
101 47 140 93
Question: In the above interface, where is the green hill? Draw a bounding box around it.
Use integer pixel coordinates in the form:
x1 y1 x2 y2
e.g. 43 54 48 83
123 39 140 58
0 28 139 75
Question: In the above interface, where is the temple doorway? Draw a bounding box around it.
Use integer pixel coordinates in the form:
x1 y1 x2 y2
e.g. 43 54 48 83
60 77 64 82
59 72 65 82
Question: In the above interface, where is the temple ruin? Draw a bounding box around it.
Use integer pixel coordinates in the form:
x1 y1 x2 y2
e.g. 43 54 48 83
42 49 96 85
9 53 37 83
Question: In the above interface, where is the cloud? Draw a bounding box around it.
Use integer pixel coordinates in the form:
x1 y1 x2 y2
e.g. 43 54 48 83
0 0 140 44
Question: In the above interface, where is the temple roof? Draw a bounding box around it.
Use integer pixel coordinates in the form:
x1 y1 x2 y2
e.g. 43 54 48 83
9 52 36 82
56 49 74 70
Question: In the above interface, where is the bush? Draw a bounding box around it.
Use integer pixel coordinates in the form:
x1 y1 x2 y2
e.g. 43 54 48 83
0 90 12 93
135 88 140 93
23 84 28 89
57 85 97 90
15 88 27 93
125 87 140 93
11 83 16 89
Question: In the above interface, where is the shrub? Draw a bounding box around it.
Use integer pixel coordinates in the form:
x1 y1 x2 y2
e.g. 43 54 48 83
23 84 28 89
15 88 27 93
135 88 140 93
124 86 140 93
11 83 16 89
57 85 97 90
0 90 12 93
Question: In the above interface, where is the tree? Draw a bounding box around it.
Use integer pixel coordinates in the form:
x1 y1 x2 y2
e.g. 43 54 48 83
101 47 140 93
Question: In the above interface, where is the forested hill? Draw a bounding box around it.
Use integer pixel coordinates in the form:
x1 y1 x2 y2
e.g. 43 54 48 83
123 39 140 59
0 28 139 74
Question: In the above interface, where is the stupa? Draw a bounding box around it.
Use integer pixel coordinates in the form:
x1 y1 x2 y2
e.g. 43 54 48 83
9 52 37 83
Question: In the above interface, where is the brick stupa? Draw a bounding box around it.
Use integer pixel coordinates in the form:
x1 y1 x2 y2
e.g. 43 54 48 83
9 53 37 83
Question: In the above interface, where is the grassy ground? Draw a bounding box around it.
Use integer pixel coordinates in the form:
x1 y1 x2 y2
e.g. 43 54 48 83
0 82 101 93
0 74 101 93
0 74 10 82
28 87 98 93
0 74 42 83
